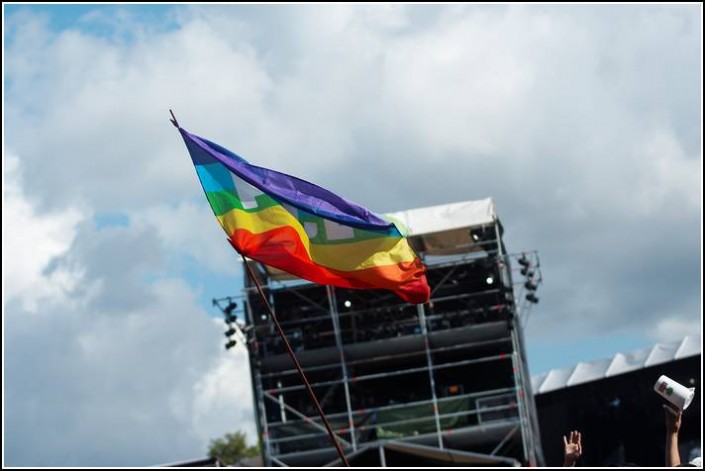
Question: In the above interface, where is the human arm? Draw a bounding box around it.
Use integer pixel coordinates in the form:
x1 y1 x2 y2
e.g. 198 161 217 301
664 405 682 466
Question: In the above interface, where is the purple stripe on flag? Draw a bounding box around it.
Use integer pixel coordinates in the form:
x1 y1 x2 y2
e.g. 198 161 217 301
180 128 399 234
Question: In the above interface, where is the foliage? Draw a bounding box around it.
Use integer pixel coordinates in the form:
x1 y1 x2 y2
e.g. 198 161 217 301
207 430 259 466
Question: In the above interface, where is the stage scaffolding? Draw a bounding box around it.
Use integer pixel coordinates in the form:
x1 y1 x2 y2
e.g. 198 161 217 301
235 198 545 467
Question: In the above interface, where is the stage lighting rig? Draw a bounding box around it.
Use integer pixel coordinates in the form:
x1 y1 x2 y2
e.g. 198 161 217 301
212 296 249 350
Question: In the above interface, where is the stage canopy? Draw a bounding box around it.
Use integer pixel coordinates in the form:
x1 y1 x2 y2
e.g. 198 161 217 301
531 335 701 395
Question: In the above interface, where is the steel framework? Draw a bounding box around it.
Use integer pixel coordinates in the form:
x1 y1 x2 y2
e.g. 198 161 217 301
235 217 545 466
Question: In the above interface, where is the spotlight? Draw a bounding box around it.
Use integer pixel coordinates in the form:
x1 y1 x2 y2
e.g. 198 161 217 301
225 314 237 324
518 255 530 268
526 293 539 304
224 327 236 337
485 276 495 285
524 280 538 291
344 300 352 308
224 301 238 316
225 339 238 350
470 226 493 243
520 268 534 277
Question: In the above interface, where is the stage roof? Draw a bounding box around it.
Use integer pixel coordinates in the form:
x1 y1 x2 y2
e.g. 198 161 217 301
531 335 701 395
388 197 499 257
387 197 497 238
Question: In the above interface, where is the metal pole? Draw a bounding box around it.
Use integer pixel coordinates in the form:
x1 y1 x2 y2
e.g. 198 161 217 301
514 315 545 465
252 361 273 466
262 391 352 447
494 221 536 466
326 286 357 451
417 302 444 449
242 287 272 466
241 255 350 466
510 335 533 464
490 425 519 456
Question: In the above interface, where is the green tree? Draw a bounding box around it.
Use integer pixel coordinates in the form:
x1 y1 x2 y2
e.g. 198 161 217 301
208 430 259 466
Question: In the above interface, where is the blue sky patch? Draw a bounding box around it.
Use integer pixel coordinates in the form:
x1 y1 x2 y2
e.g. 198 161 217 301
94 211 130 230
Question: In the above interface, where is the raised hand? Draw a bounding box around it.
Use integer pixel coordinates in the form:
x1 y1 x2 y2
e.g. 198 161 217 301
563 430 582 467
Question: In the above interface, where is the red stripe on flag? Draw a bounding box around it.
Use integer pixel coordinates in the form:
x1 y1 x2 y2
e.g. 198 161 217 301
229 227 429 304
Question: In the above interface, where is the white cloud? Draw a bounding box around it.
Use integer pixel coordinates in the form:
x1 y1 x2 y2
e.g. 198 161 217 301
4 242 256 466
651 316 702 342
3 159 254 466
648 295 702 342
191 342 257 445
131 202 240 275
631 128 702 216
5 10 274 212
3 154 84 311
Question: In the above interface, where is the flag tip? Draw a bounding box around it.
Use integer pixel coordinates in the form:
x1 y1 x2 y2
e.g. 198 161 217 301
169 109 180 128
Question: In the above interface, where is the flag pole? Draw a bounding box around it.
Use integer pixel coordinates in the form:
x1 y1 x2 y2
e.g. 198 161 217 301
169 109 180 128
240 254 350 467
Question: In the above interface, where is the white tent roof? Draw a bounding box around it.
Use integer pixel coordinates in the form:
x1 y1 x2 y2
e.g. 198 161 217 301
531 335 702 395
386 197 498 257
386 197 497 237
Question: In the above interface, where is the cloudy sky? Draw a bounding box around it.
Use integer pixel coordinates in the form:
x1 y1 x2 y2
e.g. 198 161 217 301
3 4 702 467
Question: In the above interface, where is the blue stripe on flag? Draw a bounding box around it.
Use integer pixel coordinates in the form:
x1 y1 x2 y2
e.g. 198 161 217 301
196 163 235 192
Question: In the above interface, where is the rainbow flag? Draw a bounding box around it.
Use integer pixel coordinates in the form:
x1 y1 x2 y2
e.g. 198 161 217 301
177 126 430 304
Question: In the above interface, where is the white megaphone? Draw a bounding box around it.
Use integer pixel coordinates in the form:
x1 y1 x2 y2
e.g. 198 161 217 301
653 375 695 411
